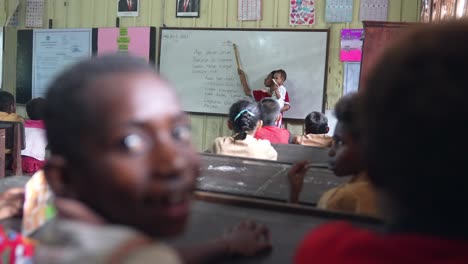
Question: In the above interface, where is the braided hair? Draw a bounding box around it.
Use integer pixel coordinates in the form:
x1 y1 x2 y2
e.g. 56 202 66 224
305 111 328 134
229 100 261 140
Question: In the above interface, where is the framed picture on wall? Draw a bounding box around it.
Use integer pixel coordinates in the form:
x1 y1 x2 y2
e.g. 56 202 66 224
176 0 200 17
118 0 139 17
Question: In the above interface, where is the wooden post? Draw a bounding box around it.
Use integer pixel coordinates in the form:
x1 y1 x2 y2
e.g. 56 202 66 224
12 123 22 176
0 129 5 178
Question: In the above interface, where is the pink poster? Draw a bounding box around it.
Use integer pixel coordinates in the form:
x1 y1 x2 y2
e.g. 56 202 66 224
98 27 151 61
340 29 364 62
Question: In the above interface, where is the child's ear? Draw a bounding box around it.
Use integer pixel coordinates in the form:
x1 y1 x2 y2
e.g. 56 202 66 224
227 120 233 130
257 120 263 129
325 126 330 133
44 155 76 198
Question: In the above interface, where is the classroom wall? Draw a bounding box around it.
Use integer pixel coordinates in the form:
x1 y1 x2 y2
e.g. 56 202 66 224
2 0 420 151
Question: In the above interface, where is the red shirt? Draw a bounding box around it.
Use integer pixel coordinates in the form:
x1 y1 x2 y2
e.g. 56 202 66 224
295 222 468 264
254 126 290 144
253 90 291 110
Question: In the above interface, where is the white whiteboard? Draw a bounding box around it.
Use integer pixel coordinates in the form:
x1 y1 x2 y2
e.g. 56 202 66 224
32 29 92 98
159 29 329 119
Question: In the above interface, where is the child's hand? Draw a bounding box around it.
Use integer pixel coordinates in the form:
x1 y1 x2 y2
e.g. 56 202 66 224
221 220 271 257
288 161 309 203
0 188 25 220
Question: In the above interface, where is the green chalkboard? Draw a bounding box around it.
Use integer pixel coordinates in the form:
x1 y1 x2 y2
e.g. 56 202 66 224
16 30 33 104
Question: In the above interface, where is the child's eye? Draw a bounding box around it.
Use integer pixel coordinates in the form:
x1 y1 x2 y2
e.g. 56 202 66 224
172 125 191 142
120 133 149 154
332 138 344 148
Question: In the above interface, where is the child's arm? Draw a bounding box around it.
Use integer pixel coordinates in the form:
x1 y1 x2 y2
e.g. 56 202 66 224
288 161 309 203
0 188 24 220
281 93 291 112
271 85 281 99
281 104 290 113
176 220 271 263
237 69 252 96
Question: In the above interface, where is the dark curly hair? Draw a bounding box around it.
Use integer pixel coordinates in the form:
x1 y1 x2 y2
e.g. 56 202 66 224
305 111 328 134
26 97 47 120
334 93 360 139
361 21 468 230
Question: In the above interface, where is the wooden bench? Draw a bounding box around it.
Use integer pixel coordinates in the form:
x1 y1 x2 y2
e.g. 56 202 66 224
0 122 26 178
168 191 381 264
198 153 349 205
272 143 330 165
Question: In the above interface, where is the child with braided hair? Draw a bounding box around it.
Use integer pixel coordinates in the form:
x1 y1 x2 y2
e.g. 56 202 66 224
209 100 277 160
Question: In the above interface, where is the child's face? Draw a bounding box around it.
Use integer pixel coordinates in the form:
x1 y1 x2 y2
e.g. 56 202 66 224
273 73 284 86
263 73 274 87
67 72 199 237
328 122 363 176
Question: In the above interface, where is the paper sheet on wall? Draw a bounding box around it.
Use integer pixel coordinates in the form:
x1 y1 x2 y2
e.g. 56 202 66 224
26 0 44 28
290 0 315 25
32 29 92 98
8 6 20 27
326 0 353 23
97 27 151 61
340 29 364 62
238 0 262 21
343 62 361 95
359 0 388 21
7 0 20 26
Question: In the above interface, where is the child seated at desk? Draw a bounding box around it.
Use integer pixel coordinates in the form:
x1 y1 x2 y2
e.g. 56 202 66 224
209 100 278 160
255 98 291 144
22 98 48 174
0 91 23 123
289 94 378 217
33 55 271 263
294 21 468 264
292 111 333 147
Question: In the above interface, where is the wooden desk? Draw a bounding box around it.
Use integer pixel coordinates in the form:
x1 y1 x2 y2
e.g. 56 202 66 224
198 154 349 205
168 192 381 264
272 144 330 164
0 176 30 193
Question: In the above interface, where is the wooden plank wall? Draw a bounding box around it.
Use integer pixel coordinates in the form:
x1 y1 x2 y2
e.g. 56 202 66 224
2 0 420 151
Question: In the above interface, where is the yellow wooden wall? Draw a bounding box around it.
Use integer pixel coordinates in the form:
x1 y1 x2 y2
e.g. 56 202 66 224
1 0 420 151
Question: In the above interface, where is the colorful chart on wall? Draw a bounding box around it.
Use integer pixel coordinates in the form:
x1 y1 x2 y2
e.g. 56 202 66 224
290 0 315 25
97 27 154 62
340 29 364 62
238 0 262 21
325 0 353 23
